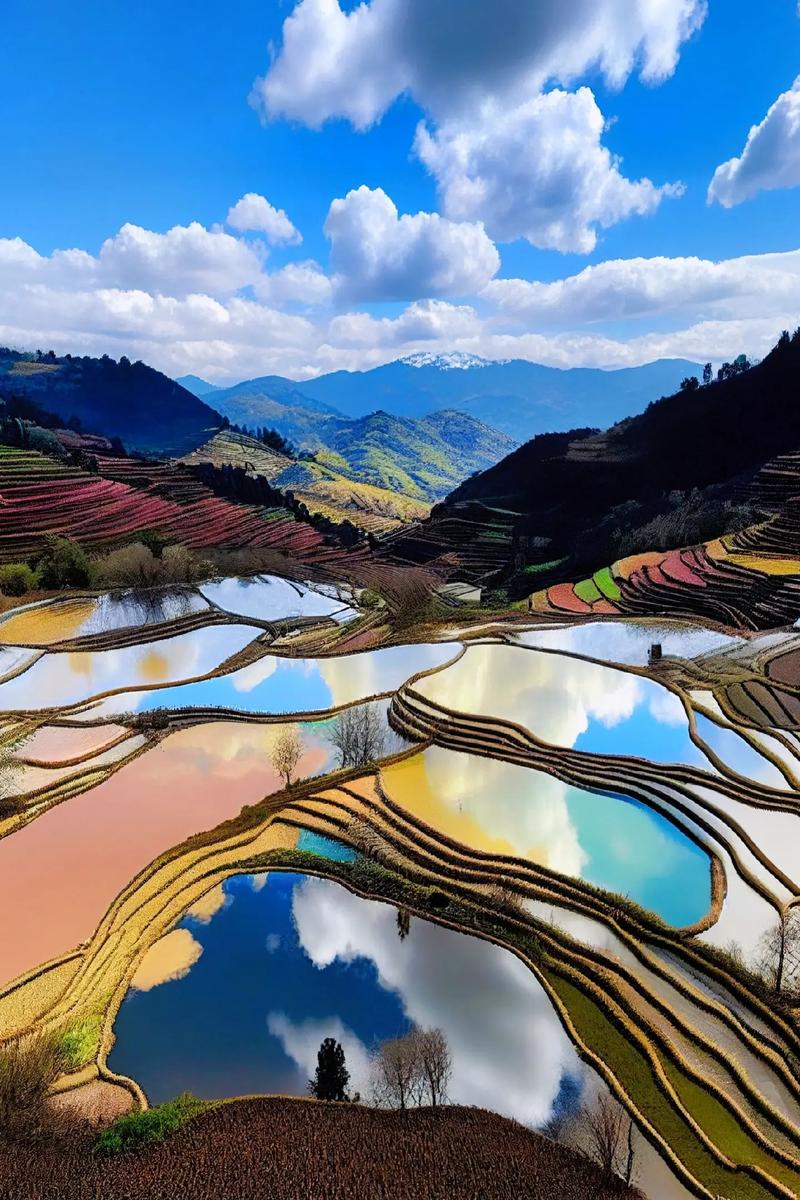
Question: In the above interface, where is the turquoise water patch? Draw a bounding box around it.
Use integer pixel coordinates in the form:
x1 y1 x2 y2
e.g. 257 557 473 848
296 830 357 861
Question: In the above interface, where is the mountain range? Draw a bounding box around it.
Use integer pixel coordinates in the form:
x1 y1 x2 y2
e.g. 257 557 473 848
179 354 700 444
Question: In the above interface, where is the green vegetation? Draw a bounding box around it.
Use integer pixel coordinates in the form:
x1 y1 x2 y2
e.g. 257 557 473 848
36 536 93 589
573 577 602 604
60 1014 102 1070
0 563 38 596
94 1093 209 1157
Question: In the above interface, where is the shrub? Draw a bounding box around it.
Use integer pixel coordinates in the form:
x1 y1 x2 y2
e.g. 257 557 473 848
35 536 93 589
0 1034 68 1144
94 1093 207 1157
0 562 38 596
60 1015 101 1070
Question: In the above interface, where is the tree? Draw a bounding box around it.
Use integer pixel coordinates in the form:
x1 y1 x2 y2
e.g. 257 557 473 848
35 536 93 589
702 362 713 386
308 1037 350 1101
415 1028 451 1107
580 1094 634 1183
757 909 800 997
270 726 303 788
679 375 699 392
327 703 386 769
371 1034 421 1110
371 1029 451 1109
396 908 411 940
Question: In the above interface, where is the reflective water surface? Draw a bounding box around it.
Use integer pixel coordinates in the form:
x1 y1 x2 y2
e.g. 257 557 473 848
383 747 711 925
110 872 588 1127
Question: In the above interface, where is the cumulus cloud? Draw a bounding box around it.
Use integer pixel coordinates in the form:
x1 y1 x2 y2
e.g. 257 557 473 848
0 222 266 298
323 186 499 301
708 76 800 208
255 0 706 128
227 192 302 245
255 2 701 253
291 874 582 1124
256 260 333 307
484 248 800 326
416 89 680 253
2 217 799 383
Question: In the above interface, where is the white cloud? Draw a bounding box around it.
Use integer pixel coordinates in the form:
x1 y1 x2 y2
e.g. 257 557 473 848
255 2 702 254
255 0 706 128
416 89 680 253
256 260 333 307
484 248 800 326
227 192 302 245
267 1012 373 1097
324 186 499 301
291 875 583 1124
708 77 800 208
0 223 266 299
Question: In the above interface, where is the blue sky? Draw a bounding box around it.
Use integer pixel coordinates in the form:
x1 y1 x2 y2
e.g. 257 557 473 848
3 1 800 381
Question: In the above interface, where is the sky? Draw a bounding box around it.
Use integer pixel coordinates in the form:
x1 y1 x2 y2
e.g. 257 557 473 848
3 0 800 383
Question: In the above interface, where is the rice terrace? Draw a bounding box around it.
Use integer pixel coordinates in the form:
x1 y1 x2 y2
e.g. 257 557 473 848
3 3 800 1198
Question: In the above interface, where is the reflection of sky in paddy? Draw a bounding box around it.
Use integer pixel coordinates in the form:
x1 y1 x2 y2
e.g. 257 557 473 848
91 643 456 717
109 872 585 1127
417 644 713 769
383 747 710 926
201 575 356 623
0 590 208 645
0 625 259 711
516 621 739 666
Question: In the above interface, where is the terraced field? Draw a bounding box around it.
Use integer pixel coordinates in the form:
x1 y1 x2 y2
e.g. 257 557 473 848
1 581 799 1200
0 446 363 567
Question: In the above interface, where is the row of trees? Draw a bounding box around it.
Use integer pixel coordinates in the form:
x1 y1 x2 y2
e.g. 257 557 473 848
308 1029 451 1110
189 461 363 549
680 353 753 392
223 420 294 457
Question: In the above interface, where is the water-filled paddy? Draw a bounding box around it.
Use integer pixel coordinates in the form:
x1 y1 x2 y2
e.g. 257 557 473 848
0 624 259 711
201 575 356 623
0 590 209 645
515 621 739 665
416 643 713 768
109 872 587 1127
382 747 711 925
89 642 457 717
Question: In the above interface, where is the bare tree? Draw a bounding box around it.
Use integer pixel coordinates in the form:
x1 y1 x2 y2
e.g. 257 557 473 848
371 1034 421 1110
269 726 303 788
415 1028 451 1107
327 703 387 770
580 1094 633 1182
396 908 411 941
757 909 800 997
371 1029 451 1109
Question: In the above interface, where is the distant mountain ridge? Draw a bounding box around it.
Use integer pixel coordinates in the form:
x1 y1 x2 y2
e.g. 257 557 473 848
181 355 701 443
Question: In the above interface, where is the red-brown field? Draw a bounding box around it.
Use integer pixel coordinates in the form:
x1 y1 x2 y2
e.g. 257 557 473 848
1 1098 639 1200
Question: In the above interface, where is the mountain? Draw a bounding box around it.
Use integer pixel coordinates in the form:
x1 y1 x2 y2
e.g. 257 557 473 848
389 334 798 591
176 374 222 397
0 351 222 456
178 429 429 534
210 383 516 502
266 355 702 440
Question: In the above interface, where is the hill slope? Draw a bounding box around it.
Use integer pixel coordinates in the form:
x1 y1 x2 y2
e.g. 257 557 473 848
388 333 800 593
209 383 516 502
0 1098 640 1200
179 429 429 533
0 351 222 456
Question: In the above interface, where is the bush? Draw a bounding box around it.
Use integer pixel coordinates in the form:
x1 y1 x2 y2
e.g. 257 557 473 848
94 1093 207 1157
35 537 93 589
0 563 38 596
0 1034 68 1145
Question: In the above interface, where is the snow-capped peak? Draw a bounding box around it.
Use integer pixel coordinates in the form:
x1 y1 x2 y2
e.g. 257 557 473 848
400 351 503 370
